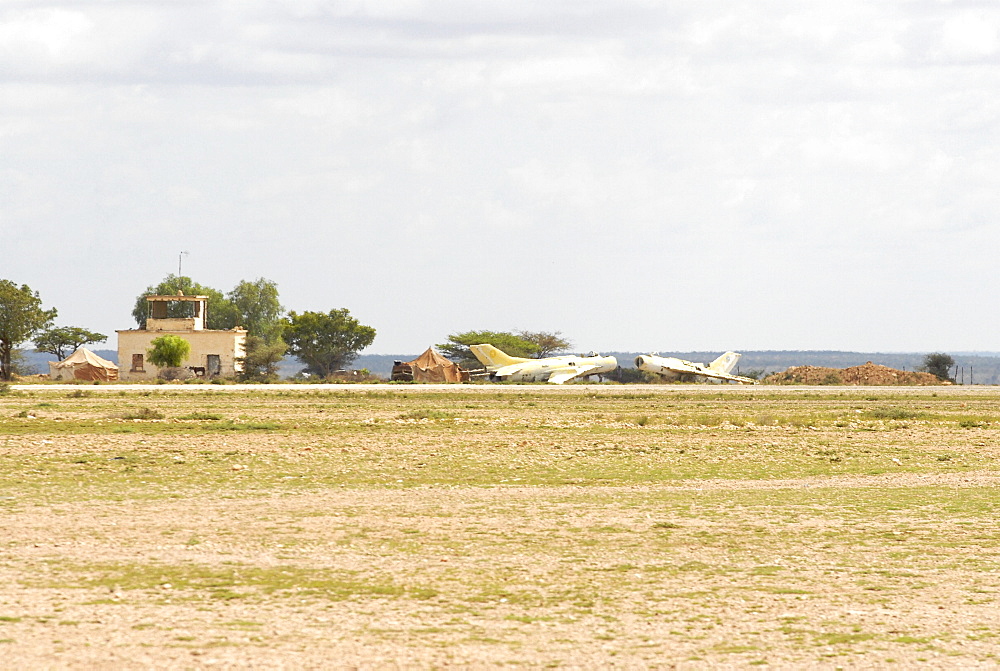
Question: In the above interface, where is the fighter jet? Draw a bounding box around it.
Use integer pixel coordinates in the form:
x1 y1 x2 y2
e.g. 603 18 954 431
470 344 618 384
635 352 757 384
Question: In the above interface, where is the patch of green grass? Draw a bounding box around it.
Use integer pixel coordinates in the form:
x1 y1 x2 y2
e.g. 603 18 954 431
863 407 925 421
209 420 280 431
396 409 458 421
223 620 263 629
814 631 875 645
715 644 760 654
28 560 439 603
653 521 680 529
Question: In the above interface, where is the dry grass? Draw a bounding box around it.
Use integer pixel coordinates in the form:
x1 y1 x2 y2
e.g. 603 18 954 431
1 384 999 667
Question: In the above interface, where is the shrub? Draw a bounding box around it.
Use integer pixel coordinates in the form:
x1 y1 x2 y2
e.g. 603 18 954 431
158 366 192 381
397 409 456 420
179 412 224 420
865 407 923 421
122 407 165 420
617 368 656 384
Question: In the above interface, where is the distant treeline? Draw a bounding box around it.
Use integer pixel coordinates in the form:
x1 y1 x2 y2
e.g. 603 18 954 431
18 349 1000 385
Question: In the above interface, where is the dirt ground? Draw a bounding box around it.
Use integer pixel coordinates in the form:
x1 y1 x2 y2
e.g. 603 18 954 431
1 384 999 668
765 362 943 386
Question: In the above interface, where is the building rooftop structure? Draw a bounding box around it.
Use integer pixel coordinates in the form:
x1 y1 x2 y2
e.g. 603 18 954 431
142 293 210 332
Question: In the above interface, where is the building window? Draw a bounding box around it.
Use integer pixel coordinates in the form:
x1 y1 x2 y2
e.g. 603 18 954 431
131 354 144 372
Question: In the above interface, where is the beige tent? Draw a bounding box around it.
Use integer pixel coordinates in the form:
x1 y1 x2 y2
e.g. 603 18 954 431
391 347 469 383
48 348 119 382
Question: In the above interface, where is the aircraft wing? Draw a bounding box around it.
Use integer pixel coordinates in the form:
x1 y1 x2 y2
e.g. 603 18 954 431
694 369 757 384
546 364 603 384
666 359 756 384
664 360 705 375
494 364 527 378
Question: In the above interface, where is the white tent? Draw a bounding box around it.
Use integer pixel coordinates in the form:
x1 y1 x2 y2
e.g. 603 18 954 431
48 348 119 382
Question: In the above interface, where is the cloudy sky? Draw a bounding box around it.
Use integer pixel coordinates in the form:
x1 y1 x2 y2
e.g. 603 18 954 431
4 0 1000 354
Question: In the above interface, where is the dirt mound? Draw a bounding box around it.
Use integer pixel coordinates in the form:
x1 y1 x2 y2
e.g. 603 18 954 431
764 361 946 386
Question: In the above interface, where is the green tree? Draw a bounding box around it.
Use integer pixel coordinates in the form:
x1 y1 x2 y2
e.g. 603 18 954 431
131 275 233 330
922 352 955 381
0 280 57 381
147 334 192 368
34 326 107 360
228 278 286 381
284 309 376 378
239 335 287 382
517 331 572 358
228 278 284 341
437 330 540 369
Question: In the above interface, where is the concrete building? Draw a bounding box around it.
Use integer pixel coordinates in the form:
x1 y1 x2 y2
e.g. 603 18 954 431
117 294 247 381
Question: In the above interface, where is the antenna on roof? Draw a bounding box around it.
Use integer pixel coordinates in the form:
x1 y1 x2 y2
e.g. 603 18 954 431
178 250 189 277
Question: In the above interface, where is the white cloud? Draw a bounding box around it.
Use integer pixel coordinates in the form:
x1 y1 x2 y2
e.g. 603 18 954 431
0 7 92 60
940 12 999 59
4 1 1000 352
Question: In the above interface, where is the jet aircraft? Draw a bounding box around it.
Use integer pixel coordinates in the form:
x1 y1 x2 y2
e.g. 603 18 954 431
635 352 757 384
470 344 618 384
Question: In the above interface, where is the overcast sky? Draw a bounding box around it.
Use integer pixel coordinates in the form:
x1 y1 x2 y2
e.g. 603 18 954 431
4 0 1000 355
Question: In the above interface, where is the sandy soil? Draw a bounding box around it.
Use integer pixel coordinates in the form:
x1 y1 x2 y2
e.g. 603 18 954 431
2 385 999 668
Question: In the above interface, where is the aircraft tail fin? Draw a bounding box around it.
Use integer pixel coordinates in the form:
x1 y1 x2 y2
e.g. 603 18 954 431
469 344 530 370
708 351 741 375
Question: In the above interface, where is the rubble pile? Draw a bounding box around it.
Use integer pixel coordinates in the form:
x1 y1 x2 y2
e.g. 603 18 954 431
764 361 946 386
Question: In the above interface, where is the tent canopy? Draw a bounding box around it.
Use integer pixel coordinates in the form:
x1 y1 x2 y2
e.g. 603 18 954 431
49 348 119 382
392 347 469 383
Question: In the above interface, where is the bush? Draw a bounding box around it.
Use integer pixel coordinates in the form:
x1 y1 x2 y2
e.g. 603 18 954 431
921 353 955 381
617 368 656 384
158 366 193 381
397 409 456 420
865 407 923 421
122 407 165 420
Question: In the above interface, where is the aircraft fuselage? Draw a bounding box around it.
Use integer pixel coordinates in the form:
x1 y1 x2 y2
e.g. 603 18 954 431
493 355 618 384
635 353 756 385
